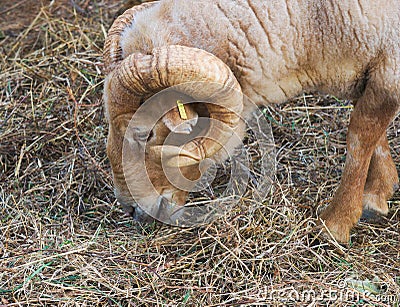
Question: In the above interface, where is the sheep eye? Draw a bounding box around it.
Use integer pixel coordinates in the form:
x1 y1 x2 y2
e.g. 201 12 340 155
135 130 154 142
136 132 149 141
147 130 154 141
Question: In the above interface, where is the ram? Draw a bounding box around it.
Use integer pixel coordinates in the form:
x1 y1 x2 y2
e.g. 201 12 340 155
103 0 400 242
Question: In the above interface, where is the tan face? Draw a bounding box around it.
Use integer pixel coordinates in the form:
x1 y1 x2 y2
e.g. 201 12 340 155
107 91 207 222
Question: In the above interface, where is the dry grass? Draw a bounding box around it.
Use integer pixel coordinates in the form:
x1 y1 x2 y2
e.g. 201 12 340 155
1 1 399 306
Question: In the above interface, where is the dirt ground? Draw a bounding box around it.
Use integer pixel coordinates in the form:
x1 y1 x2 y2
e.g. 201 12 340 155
1 0 399 306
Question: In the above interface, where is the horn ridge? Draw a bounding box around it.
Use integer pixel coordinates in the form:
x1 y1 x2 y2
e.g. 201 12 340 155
106 44 243 165
104 2 159 73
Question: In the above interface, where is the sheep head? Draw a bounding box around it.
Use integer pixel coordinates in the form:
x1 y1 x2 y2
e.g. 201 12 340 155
103 5 243 223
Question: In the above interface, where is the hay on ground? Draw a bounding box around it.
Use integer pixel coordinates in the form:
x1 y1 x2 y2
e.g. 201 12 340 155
0 1 399 306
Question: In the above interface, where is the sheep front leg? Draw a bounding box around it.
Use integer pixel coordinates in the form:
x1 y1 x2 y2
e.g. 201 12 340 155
320 80 399 242
362 133 399 218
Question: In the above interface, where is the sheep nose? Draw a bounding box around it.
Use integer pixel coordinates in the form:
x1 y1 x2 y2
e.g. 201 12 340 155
129 196 174 224
121 195 187 226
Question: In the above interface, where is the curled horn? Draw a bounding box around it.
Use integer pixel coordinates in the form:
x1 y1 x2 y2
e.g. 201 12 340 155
104 4 243 167
103 1 158 74
105 45 243 166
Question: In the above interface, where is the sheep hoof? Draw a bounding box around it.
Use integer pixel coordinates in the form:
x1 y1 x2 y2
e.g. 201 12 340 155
310 226 350 247
319 209 353 243
318 220 351 243
360 208 385 223
322 223 350 243
362 193 389 216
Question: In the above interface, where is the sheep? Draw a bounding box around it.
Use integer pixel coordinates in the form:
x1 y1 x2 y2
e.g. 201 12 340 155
103 0 400 242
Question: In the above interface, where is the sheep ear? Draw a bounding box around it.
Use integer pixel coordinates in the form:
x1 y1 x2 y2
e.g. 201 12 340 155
162 118 197 134
149 145 199 167
123 125 152 146
162 108 198 135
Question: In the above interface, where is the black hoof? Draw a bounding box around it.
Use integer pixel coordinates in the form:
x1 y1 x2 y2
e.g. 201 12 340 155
360 209 384 223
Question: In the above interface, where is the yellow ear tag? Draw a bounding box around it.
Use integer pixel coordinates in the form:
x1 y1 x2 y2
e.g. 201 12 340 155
176 100 188 120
